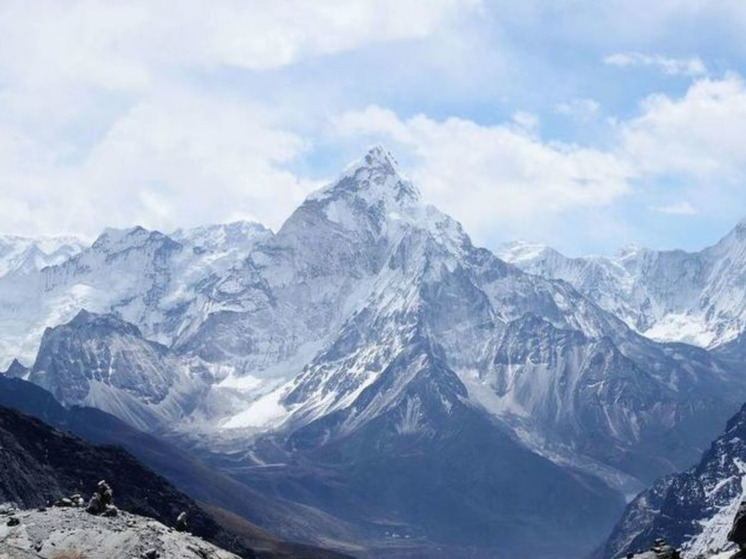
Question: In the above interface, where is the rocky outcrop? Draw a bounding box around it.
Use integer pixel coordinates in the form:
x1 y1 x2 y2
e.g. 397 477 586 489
0 507 240 559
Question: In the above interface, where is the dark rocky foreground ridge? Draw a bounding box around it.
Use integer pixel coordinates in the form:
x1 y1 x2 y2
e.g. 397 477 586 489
0 506 241 558
0 403 352 559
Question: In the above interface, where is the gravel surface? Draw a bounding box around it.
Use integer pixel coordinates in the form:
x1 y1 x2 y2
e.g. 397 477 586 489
0 507 240 559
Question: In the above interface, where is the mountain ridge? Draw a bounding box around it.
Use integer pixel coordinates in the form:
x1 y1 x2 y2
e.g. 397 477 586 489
498 224 746 349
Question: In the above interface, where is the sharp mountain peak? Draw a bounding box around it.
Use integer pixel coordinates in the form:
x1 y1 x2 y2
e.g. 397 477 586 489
309 145 420 208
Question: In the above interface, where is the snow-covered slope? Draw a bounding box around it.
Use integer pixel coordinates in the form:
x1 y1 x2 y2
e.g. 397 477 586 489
0 221 270 370
499 225 746 349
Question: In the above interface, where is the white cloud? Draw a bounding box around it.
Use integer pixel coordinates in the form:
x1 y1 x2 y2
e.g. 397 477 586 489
604 52 707 76
615 74 746 219
652 201 698 215
0 0 481 237
332 74 746 240
620 74 746 181
334 105 632 240
0 0 481 89
0 92 322 237
3 0 746 249
511 111 540 130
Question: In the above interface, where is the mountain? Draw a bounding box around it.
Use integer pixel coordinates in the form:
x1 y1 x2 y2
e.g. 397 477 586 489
27 309 209 431
172 221 273 255
0 235 85 278
0 221 270 370
600 402 746 559
498 224 746 350
2 146 745 557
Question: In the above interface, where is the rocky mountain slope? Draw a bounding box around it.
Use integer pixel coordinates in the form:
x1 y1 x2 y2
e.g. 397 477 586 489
0 221 269 370
601 402 746 559
2 147 745 557
499 222 746 349
27 310 209 432
0 507 240 559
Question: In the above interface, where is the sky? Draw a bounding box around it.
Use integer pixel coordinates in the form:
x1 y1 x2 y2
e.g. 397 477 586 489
2 1 746 255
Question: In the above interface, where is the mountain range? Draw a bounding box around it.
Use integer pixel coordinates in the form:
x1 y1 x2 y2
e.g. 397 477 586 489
0 235 84 278
4 147 746 557
498 224 746 350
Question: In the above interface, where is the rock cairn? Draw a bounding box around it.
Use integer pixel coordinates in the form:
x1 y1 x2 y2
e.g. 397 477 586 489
86 479 118 517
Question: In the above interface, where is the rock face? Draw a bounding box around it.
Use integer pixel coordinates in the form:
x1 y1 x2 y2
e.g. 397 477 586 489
28 310 208 432
498 224 746 350
0 222 268 370
601 403 746 559
0 507 240 559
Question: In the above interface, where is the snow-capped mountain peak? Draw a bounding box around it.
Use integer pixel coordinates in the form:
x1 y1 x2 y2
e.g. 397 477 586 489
0 234 86 277
501 219 746 349
309 144 420 212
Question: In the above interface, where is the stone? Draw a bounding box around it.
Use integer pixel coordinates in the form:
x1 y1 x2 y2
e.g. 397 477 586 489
86 493 104 515
102 505 118 518
175 512 188 532
97 480 113 507
87 480 115 515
